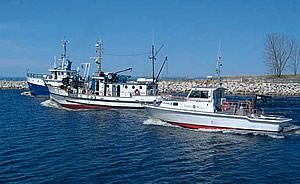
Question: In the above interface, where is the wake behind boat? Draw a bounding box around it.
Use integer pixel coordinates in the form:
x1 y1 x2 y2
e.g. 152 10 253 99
48 41 165 109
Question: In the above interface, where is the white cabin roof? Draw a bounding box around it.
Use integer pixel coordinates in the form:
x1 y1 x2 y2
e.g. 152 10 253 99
92 76 105 80
137 78 154 83
48 69 77 72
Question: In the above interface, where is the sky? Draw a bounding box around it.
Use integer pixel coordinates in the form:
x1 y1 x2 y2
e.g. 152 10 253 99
1 0 300 78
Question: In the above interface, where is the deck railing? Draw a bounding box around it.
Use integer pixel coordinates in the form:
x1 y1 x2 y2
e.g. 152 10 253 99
27 73 50 79
222 101 259 116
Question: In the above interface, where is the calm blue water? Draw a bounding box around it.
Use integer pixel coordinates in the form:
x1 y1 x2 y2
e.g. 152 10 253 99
1 90 300 183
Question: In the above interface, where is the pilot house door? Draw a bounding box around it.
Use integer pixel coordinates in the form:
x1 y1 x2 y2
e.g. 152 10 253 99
117 85 121 97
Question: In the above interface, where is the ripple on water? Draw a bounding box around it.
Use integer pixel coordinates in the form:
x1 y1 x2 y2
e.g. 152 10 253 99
0 90 300 183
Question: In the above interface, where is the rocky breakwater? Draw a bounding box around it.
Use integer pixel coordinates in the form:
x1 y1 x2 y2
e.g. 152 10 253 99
0 80 27 89
158 77 300 96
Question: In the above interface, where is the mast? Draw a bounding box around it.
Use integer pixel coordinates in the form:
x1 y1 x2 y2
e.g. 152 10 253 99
216 42 222 87
95 41 103 77
53 56 57 69
61 36 69 70
63 39 67 58
148 43 164 84
150 45 155 83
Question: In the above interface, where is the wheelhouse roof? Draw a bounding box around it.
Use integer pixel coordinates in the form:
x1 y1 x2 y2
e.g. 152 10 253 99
48 69 77 72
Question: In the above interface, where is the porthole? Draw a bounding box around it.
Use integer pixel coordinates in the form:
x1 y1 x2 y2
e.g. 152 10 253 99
132 86 135 89
139 86 142 89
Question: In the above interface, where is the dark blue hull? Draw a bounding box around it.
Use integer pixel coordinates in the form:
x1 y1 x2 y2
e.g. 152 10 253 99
27 82 49 96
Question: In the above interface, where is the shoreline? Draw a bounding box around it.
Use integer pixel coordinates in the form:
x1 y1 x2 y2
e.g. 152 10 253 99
2 78 300 96
0 80 27 90
158 77 300 96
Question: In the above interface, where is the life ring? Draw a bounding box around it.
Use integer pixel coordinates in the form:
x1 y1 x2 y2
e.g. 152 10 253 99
134 89 140 96
222 102 231 111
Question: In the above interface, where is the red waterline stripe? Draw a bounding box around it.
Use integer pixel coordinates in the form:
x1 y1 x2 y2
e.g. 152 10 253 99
61 104 108 109
170 122 231 130
168 122 279 132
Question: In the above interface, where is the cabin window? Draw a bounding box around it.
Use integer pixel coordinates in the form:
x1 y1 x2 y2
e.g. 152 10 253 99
173 102 178 106
107 85 109 88
139 86 142 89
125 85 128 89
201 91 209 98
132 86 135 89
189 90 209 99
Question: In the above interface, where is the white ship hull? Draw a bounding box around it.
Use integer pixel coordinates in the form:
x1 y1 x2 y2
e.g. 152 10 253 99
49 86 160 109
144 105 291 132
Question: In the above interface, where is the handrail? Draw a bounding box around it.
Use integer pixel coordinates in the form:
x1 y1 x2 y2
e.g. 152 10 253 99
222 100 260 116
27 73 50 79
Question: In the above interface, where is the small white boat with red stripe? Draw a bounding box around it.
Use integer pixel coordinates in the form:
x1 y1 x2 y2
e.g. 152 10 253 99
144 87 292 132
144 45 292 132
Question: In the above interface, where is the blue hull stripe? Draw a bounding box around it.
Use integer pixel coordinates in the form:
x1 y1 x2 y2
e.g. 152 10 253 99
27 82 49 96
